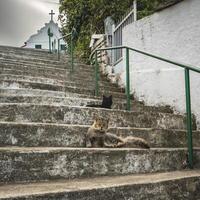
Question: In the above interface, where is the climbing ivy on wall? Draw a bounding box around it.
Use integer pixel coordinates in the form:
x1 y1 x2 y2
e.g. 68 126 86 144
59 0 180 60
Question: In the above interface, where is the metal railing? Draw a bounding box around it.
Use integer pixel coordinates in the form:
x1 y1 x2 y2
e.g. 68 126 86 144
57 31 74 72
90 45 200 169
113 0 137 63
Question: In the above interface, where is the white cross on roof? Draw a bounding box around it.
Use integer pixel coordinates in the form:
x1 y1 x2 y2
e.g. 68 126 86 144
49 10 55 21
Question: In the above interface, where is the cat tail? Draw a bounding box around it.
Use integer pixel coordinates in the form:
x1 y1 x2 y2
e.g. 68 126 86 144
136 139 150 149
115 141 126 147
104 142 117 148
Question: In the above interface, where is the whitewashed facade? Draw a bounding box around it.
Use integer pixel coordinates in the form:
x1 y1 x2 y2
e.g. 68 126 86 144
24 12 66 51
112 0 200 128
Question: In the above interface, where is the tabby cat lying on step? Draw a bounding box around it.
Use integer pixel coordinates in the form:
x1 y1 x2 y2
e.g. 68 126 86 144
86 95 112 109
86 115 109 147
86 116 150 149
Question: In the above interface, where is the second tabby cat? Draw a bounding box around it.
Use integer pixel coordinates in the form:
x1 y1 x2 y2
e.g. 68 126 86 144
86 116 150 149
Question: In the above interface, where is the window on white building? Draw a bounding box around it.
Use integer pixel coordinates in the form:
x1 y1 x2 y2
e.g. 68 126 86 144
35 45 42 49
60 44 66 50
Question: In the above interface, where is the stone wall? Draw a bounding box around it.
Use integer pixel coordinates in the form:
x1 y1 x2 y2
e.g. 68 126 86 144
114 0 200 128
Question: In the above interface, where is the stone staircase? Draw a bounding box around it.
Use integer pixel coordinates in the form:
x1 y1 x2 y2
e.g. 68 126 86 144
0 45 200 199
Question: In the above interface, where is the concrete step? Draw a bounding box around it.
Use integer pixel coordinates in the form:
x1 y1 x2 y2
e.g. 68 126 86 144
0 170 200 200
0 60 94 74
0 147 199 184
0 88 80 98
0 56 93 72
0 61 93 78
0 75 122 93
0 68 97 85
0 79 65 92
0 46 84 66
0 103 190 129
0 64 112 84
0 67 66 80
0 46 77 63
0 80 127 99
0 50 59 61
0 68 110 87
0 94 173 113
0 122 199 148
0 46 56 57
0 60 116 86
0 53 65 66
0 88 185 115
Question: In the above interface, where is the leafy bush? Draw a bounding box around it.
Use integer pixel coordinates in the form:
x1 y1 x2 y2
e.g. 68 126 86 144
59 0 172 60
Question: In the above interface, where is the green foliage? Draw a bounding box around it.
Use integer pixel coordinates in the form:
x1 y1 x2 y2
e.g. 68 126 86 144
59 0 163 60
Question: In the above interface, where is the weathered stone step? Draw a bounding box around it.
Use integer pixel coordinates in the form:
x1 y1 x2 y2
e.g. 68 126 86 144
0 48 69 62
0 103 190 129
0 80 127 99
0 50 59 61
0 147 199 184
0 46 56 58
0 45 53 54
0 61 113 84
0 80 123 98
0 59 94 76
0 89 108 100
0 122 199 148
0 67 107 86
0 74 64 85
0 88 79 98
0 46 101 71
0 79 65 91
0 94 173 113
0 69 118 90
0 67 65 80
0 57 93 72
0 46 79 64
0 95 101 106
0 170 200 200
0 60 94 74
0 63 111 83
0 75 122 93
0 88 116 101
0 53 65 66
0 68 97 85
0 89 184 114
0 48 74 62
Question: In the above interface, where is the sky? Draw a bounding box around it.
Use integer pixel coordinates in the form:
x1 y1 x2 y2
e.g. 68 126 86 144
0 0 60 47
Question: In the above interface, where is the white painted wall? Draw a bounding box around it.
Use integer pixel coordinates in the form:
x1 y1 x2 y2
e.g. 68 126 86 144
114 0 200 128
25 20 66 50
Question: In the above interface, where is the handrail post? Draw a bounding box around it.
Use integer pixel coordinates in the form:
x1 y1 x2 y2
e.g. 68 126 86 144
126 47 131 111
57 39 60 60
95 51 99 96
71 33 74 72
185 68 193 168
133 0 137 21
49 35 51 53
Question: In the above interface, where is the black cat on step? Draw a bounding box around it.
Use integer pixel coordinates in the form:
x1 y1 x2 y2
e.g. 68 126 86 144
86 95 113 109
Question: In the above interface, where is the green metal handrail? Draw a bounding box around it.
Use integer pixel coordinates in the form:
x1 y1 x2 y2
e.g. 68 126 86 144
90 45 200 169
58 32 74 72
47 28 54 53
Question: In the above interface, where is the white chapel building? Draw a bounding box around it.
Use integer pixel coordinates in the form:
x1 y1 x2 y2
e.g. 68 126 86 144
23 10 66 52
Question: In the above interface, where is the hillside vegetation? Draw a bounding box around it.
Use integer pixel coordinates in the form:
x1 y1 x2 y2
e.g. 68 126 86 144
59 0 183 59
